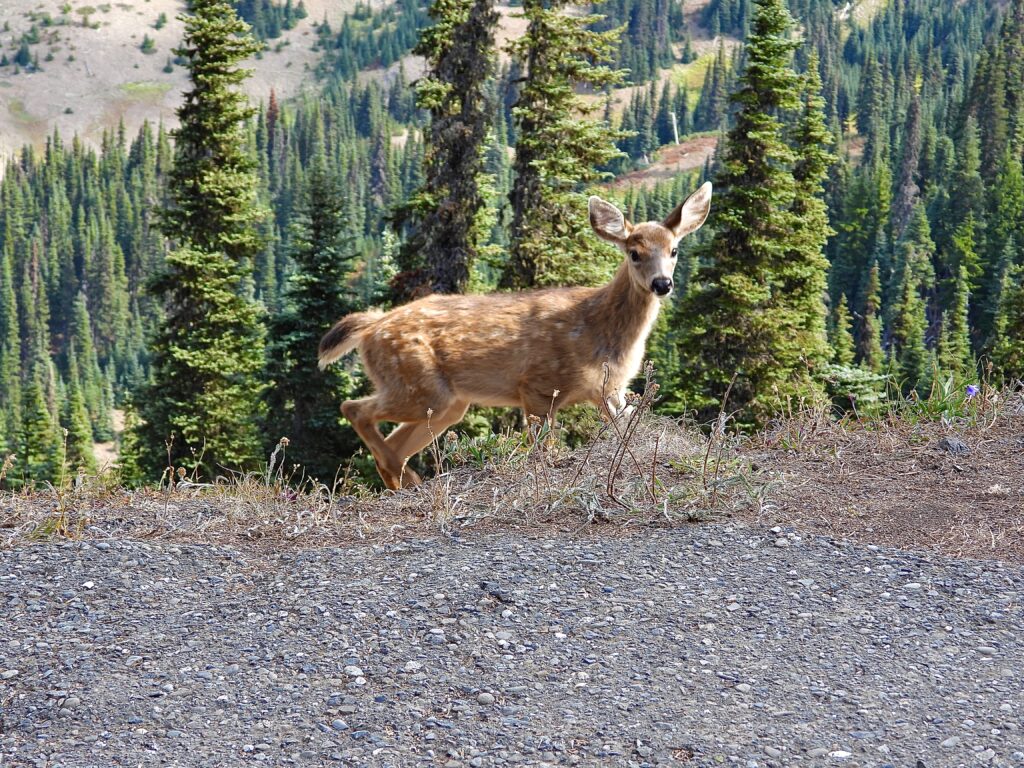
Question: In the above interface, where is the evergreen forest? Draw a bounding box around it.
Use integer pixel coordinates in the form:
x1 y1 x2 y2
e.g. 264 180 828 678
1 0 1022 488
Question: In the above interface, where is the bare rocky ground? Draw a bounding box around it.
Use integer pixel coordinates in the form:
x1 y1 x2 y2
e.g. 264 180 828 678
1 525 1023 767
2 402 1023 767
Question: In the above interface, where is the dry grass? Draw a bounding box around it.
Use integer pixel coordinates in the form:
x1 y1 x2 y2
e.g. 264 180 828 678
746 386 1024 563
3 382 1022 564
0 366 762 550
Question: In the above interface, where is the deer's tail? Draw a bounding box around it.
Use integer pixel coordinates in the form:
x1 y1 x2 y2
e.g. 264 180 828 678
318 310 383 370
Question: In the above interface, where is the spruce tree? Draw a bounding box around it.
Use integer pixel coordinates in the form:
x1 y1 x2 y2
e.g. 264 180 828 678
938 265 973 377
858 262 885 374
63 346 98 474
393 0 498 299
675 0 819 425
133 0 267 481
784 51 833 373
891 262 929 394
499 0 626 289
830 294 855 367
991 261 1024 381
263 161 362 483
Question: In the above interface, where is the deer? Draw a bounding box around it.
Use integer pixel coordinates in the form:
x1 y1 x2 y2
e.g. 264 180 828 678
318 182 712 490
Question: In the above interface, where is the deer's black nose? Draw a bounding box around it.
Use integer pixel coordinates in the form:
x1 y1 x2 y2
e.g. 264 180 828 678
652 277 673 296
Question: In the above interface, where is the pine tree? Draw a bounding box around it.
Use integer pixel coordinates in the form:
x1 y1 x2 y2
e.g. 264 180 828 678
264 161 363 482
675 0 817 425
830 294 856 366
132 0 267 481
63 345 98 474
991 261 1024 381
393 0 498 299
858 261 885 374
784 51 834 374
938 264 973 377
499 0 626 289
891 262 929 394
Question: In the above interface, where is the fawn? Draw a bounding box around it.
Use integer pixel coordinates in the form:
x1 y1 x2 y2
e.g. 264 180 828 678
319 182 712 489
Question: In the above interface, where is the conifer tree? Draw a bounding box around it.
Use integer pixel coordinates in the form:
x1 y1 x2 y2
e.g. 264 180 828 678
675 0 821 425
938 265 973 377
0 245 20 455
499 0 626 289
830 294 855 367
63 346 98 474
264 161 362 482
784 51 833 372
891 262 929 394
393 0 498 299
991 260 1024 381
858 261 885 374
132 0 267 480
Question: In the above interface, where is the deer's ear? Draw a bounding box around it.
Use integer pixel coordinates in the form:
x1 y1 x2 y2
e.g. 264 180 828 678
663 181 712 240
589 196 632 246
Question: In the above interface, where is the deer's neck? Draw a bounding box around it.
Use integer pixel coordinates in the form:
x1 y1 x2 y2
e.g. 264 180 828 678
582 264 661 368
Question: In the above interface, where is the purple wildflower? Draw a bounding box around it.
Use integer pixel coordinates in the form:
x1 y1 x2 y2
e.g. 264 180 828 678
965 384 979 399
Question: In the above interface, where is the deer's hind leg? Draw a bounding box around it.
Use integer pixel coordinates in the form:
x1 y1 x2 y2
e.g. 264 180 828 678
385 399 471 464
342 394 467 491
342 396 424 490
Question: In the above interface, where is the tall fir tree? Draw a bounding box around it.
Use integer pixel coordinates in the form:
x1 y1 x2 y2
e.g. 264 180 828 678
393 0 498 299
675 0 822 425
937 265 974 377
858 261 885 374
132 0 267 481
263 160 363 483
783 51 833 374
499 0 626 289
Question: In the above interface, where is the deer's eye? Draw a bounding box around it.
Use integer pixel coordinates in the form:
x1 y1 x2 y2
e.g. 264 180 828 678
671 248 678 258
629 250 641 263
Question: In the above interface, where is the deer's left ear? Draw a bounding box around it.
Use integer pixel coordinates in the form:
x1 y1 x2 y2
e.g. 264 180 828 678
589 196 632 247
663 181 712 240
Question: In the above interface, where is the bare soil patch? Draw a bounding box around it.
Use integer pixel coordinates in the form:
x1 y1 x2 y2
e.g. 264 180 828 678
747 396 1024 563
4 395 1023 566
608 135 719 190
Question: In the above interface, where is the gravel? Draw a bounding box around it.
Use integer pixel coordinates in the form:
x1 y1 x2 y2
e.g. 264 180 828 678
1 523 1022 767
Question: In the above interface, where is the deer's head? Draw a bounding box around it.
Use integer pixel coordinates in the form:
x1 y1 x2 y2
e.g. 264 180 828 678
588 181 712 298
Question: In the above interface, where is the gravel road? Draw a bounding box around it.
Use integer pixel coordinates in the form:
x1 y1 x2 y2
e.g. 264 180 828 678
1 523 1022 768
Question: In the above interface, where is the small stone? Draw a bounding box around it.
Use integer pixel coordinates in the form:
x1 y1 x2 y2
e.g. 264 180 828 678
344 665 363 677
940 737 961 748
774 538 790 548
0 670 20 679
764 746 782 757
404 661 423 673
975 646 997 656
938 436 969 455
82 581 95 589
808 748 829 758
331 719 349 731
64 696 82 708
978 748 995 761
477 692 496 705
735 684 752 694
829 751 852 759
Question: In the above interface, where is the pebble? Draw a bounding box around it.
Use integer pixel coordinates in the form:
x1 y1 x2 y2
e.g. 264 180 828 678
0 532 1020 768
774 538 790 548
940 736 961 748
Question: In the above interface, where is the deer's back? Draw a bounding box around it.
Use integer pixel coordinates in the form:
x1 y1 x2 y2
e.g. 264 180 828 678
359 287 601 406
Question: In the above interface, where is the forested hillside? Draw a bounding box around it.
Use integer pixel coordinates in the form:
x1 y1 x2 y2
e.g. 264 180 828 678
0 0 1022 487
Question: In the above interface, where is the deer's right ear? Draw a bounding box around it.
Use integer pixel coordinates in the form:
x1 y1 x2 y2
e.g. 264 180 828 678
589 196 632 247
